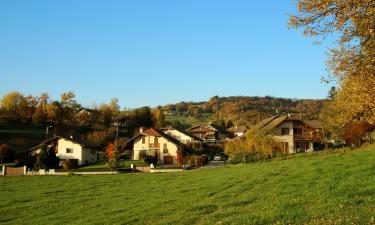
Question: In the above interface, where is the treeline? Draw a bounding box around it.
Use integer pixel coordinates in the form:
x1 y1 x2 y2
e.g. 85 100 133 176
162 96 325 126
0 91 166 162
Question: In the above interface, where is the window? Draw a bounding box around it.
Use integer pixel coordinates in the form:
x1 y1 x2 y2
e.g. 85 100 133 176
154 137 159 144
66 148 73 154
142 137 145 144
293 128 302 135
281 128 290 135
163 143 168 153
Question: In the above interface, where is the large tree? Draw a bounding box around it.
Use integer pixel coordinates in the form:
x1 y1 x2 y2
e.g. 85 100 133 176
289 0 375 137
0 92 29 122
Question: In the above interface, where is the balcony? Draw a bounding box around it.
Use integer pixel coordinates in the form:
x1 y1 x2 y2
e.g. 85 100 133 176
293 133 318 140
149 143 160 149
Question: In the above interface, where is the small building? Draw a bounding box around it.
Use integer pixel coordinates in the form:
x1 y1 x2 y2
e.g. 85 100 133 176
186 123 227 142
227 126 248 138
255 115 322 153
160 125 203 150
125 128 190 165
30 136 101 166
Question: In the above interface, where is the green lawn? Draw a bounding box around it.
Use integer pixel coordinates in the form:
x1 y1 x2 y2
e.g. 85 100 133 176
74 160 149 172
1 146 375 224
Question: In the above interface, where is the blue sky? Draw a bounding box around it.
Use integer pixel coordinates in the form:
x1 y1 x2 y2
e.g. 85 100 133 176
0 0 333 108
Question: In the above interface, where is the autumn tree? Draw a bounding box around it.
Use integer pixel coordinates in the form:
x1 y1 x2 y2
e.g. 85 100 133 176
224 130 283 163
32 93 49 124
46 101 62 124
290 0 375 138
60 91 80 124
342 122 375 146
152 106 165 128
98 98 120 127
0 92 29 122
106 143 121 172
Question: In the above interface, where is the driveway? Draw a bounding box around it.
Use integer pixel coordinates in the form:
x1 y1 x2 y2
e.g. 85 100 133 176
201 160 226 169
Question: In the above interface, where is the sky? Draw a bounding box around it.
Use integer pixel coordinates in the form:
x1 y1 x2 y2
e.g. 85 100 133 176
0 0 334 109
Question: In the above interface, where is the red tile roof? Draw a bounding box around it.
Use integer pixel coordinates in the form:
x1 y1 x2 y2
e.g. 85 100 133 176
142 128 161 136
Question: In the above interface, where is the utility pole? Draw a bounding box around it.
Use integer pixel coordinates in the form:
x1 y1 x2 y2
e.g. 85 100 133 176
114 122 119 146
46 126 53 140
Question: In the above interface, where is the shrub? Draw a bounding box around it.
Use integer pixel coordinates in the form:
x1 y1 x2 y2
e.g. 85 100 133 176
62 159 79 171
224 130 283 164
144 155 157 165
138 151 147 160
201 154 208 165
188 156 195 168
194 156 202 168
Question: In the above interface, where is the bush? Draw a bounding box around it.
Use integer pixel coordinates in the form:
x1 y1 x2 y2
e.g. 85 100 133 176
224 130 283 164
188 156 195 168
201 154 208 165
194 156 202 168
144 155 157 165
138 151 147 160
62 159 79 171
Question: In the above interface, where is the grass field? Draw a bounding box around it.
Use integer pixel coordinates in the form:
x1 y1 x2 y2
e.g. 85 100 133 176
165 114 212 129
1 145 375 224
73 160 149 172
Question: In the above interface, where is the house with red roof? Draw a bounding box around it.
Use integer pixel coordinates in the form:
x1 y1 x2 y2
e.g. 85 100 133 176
125 127 191 165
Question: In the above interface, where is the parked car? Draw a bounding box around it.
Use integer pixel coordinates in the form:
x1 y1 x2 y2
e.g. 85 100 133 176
213 155 222 161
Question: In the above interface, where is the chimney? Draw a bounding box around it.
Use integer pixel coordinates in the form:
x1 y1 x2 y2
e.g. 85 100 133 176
139 127 144 133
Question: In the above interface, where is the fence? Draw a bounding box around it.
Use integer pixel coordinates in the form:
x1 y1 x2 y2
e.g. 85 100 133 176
1 166 27 176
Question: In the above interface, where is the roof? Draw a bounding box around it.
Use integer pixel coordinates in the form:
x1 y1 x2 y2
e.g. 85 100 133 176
305 120 323 129
160 125 203 141
186 125 218 133
124 128 188 151
30 136 100 151
254 115 315 134
228 126 247 133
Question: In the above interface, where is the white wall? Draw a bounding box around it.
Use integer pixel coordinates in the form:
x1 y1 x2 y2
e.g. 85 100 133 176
133 135 178 164
57 139 84 165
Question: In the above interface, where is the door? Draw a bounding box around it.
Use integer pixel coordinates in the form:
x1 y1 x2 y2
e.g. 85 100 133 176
163 156 174 165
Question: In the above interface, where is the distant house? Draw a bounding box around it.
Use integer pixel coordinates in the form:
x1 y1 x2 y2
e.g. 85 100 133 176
186 123 227 142
227 126 248 138
125 128 190 165
30 136 101 166
254 115 322 153
160 125 203 150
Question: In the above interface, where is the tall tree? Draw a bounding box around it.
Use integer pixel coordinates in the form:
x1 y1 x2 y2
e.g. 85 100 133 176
290 0 375 136
152 107 165 128
0 92 29 122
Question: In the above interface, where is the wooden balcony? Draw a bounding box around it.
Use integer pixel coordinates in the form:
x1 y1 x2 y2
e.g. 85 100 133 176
294 133 320 141
149 143 160 149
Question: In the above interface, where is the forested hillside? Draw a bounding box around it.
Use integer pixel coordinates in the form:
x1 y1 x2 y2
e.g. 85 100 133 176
162 96 325 127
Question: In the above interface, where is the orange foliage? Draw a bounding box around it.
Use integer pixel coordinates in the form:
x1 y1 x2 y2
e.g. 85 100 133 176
106 143 115 159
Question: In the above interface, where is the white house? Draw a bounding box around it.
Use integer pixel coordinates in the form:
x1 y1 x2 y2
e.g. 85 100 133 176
125 128 190 165
31 136 101 166
255 115 322 153
160 125 203 150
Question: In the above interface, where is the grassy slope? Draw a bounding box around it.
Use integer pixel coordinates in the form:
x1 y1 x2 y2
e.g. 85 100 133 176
1 146 375 225
165 114 212 129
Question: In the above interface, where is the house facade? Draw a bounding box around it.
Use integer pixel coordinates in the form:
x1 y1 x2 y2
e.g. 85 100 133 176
186 124 227 142
127 128 189 165
160 126 203 150
256 116 322 153
31 136 100 166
